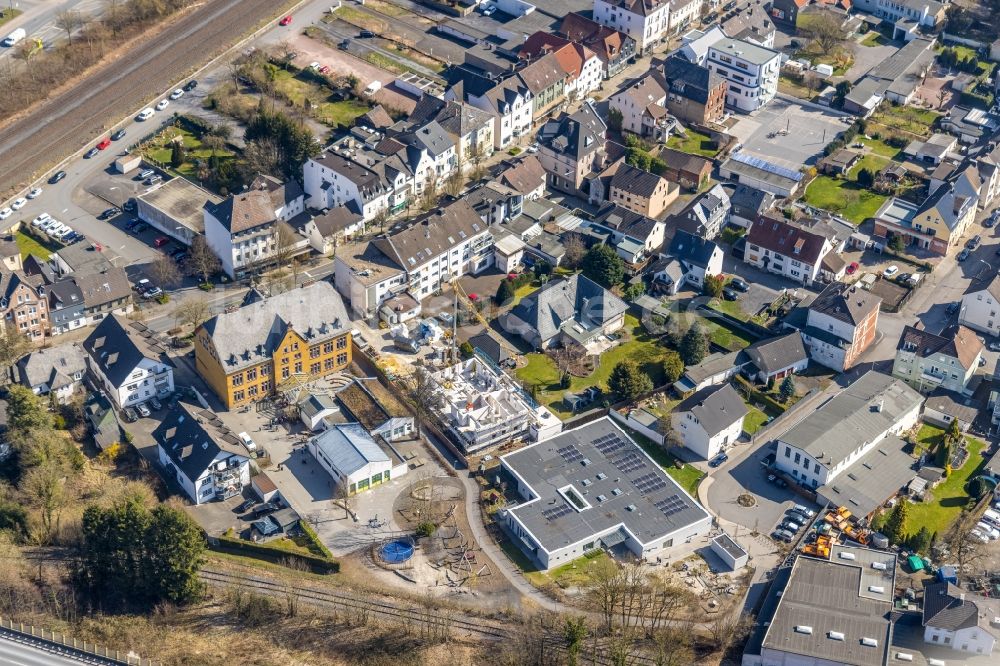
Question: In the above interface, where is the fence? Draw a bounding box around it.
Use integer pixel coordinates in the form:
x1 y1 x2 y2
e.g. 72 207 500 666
0 616 154 665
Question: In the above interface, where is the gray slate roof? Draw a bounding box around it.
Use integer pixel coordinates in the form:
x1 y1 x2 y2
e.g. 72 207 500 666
18 342 86 391
199 281 349 373
778 371 923 469
154 401 247 481
373 198 488 270
668 229 720 270
672 383 748 437
817 434 916 517
311 423 389 476
922 582 1000 633
502 417 710 554
84 315 171 387
809 282 881 328
509 273 627 345
537 104 606 161
745 332 807 377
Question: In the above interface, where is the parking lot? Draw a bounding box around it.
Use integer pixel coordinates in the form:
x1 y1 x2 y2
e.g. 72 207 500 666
730 97 853 172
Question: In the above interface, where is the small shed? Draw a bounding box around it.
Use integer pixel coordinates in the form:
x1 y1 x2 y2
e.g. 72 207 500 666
252 472 279 503
710 533 749 571
300 393 340 431
937 565 958 584
906 555 925 572
819 148 861 176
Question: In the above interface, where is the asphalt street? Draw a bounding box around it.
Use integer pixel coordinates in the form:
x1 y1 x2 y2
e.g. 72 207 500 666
0 636 97 665
0 0 104 61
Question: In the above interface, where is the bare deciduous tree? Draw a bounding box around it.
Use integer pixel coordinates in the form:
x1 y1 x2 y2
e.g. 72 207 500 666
187 237 221 285
56 11 83 44
172 298 211 329
562 234 586 269
150 255 181 289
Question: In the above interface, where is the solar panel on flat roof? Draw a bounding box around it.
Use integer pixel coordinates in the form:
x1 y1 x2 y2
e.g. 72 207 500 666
541 503 573 521
731 151 804 182
632 472 667 495
653 495 685 518
593 433 627 455
557 444 584 463
611 451 647 474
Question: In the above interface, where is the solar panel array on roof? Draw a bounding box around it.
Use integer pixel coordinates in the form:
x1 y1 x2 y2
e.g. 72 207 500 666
557 444 584 464
633 472 667 495
731 151 803 182
542 503 573 521
654 495 686 517
593 432 627 455
611 451 647 474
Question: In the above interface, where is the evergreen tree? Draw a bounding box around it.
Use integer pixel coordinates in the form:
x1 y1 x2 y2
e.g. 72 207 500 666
779 375 796 403
679 325 708 366
662 351 685 384
459 341 475 359
884 500 909 544
581 244 625 288
910 526 932 555
495 279 515 305
170 142 185 168
6 385 52 435
608 360 652 400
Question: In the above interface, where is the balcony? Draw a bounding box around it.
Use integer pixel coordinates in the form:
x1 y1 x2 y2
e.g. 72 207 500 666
919 370 945 385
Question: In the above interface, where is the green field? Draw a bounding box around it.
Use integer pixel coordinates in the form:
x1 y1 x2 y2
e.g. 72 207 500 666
144 126 236 182
803 154 890 224
860 32 890 47
15 231 55 261
869 106 940 138
0 9 22 28
667 129 719 158
743 407 770 436
516 314 672 418
906 436 986 539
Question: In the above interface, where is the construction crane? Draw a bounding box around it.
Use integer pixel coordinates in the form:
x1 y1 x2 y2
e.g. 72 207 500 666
449 278 521 363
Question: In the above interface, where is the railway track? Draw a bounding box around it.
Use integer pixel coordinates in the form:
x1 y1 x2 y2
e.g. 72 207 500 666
0 0 290 195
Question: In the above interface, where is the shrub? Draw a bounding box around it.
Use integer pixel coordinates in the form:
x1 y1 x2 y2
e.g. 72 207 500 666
416 522 436 537
508 147 522 156
198 282 214 291
156 294 170 304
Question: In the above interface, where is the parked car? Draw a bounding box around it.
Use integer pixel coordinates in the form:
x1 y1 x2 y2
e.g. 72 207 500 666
122 198 136 213
730 277 750 292
169 88 184 100
358 29 374 38
252 502 280 518
111 129 127 141
131 222 148 233
989 341 1000 352
0 208 11 221
787 510 811 525
183 79 198 91
279 14 292 25
234 499 256 514
967 234 982 250
722 287 739 301
771 529 794 543
10 197 26 211
155 99 169 111
153 236 169 247
709 453 729 468
767 474 788 488
98 207 120 220
136 402 151 418
338 38 350 50
145 175 162 186
846 261 859 275
137 108 155 121
27 187 42 199
138 168 156 180
149 397 162 410
84 147 99 159
97 137 111 150
122 406 138 423
985 214 997 228
781 520 801 532
882 265 899 278
172 252 188 264
125 218 141 231
792 504 815 518
49 170 67 184
971 529 989 543
482 3 497 15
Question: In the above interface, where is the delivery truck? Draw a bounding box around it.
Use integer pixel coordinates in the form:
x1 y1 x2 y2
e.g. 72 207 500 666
2 28 26 47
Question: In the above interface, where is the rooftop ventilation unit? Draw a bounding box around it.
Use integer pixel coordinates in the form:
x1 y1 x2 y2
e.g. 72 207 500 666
838 552 856 560
827 631 845 641
861 637 878 647
868 586 885 594
895 653 913 662
871 561 887 570
794 626 813 635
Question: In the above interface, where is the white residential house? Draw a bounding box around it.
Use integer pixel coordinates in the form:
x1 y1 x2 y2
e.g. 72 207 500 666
593 0 672 54
17 342 87 403
852 0 944 28
407 96 495 171
745 218 833 286
303 143 394 220
155 401 251 505
452 73 534 150
892 324 984 395
83 314 174 409
800 283 882 372
662 229 723 290
308 423 408 495
706 37 780 112
922 582 998 658
608 75 669 137
959 275 1000 338
671 383 748 460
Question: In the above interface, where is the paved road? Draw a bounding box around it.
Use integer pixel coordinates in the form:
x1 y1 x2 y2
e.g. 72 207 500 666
0 635 98 665
0 0 105 61
0 0 287 196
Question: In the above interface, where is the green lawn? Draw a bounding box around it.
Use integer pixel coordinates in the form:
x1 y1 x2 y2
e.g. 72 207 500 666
0 9 22 27
860 32 890 47
743 407 770 436
858 136 903 160
621 424 704 496
698 316 753 351
906 436 986 539
870 106 940 138
914 423 945 458
269 68 372 128
803 154 890 224
144 126 236 181
511 281 540 307
318 99 372 127
15 231 55 261
667 129 719 158
516 314 671 418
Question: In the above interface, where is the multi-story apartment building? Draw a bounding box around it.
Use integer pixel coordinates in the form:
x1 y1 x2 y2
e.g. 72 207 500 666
706 37 780 112
671 383 747 460
922 582 999 658
874 167 980 256
537 103 607 196
593 0 671 54
774 371 922 493
745 218 833 285
519 33 603 99
517 53 568 122
607 162 677 219
448 68 534 150
559 12 637 79
608 74 670 139
83 314 175 409
0 269 50 343
334 198 495 318
195 282 352 410
407 96 495 171
801 283 881 372
657 55 728 125
959 275 1000 338
892 324 984 395
852 0 944 28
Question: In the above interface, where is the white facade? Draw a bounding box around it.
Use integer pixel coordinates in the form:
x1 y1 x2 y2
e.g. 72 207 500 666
674 408 744 460
465 87 533 150
744 238 832 285
568 50 604 98
405 233 495 299
593 0 671 53
959 282 1000 338
203 211 276 280
669 0 703 35
333 256 406 320
706 38 780 112
303 154 394 221
609 77 667 136
91 355 174 410
157 444 250 506
923 623 996 656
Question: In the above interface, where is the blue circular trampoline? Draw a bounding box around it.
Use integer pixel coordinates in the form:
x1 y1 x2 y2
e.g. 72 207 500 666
381 539 414 564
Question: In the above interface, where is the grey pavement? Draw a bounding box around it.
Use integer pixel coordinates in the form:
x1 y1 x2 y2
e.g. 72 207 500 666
0 0 106 62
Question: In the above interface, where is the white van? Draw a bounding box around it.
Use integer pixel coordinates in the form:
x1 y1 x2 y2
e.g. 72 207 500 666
982 508 1000 529
137 108 155 121
237 432 257 453
2 28 26 47
363 80 381 96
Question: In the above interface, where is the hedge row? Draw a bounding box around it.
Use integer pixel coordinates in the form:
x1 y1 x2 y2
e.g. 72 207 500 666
211 535 339 574
299 520 335 560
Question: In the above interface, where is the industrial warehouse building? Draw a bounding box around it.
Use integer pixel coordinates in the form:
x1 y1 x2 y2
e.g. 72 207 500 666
499 418 711 570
